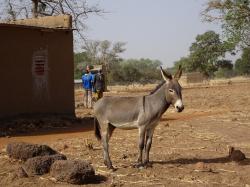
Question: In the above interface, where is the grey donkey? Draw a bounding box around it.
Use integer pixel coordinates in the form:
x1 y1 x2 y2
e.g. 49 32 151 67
94 66 184 170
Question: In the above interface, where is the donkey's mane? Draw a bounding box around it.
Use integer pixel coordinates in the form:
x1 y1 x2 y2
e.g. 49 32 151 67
149 81 166 95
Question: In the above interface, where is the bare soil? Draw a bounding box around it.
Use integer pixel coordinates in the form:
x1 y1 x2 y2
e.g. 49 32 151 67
1 82 250 186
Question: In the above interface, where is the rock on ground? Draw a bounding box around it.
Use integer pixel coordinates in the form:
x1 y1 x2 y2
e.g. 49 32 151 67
50 160 95 184
194 162 212 172
6 142 58 161
230 150 246 162
22 154 67 176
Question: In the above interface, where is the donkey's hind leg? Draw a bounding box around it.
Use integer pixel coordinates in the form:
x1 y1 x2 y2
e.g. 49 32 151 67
102 123 116 170
144 127 155 166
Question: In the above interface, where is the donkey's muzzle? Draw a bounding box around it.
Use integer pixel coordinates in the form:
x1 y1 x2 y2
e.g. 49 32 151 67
176 105 184 112
174 99 184 112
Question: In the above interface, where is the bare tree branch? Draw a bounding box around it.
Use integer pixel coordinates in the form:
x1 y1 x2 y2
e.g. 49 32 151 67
1 0 106 49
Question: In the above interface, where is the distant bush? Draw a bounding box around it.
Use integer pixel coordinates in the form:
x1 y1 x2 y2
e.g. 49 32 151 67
108 59 162 85
214 68 235 78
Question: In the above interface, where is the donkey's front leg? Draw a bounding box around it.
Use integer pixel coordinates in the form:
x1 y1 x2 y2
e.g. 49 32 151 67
135 126 146 167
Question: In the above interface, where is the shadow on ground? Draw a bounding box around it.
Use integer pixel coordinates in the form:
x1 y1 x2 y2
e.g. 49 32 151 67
87 174 108 185
152 157 250 165
0 116 94 137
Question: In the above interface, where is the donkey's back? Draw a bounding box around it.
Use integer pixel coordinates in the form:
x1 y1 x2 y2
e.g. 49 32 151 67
94 96 143 129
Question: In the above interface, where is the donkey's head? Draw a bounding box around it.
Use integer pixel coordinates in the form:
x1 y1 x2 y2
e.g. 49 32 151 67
160 65 184 112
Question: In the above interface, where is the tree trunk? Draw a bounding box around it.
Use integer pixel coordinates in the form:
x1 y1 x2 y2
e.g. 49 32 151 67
32 0 39 18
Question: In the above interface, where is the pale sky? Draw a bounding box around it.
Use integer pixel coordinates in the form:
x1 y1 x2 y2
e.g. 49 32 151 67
85 0 222 67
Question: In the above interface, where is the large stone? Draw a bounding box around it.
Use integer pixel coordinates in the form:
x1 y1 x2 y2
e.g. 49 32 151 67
6 142 57 161
22 154 67 176
50 160 95 184
229 146 246 162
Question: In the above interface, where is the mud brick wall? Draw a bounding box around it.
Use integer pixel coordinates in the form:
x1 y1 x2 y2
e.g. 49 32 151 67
0 15 75 118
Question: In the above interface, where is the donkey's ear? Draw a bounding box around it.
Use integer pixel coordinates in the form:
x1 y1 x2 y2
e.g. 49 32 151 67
160 66 172 81
174 65 182 80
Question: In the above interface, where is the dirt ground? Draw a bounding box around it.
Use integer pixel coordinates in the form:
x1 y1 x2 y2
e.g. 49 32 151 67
0 81 250 186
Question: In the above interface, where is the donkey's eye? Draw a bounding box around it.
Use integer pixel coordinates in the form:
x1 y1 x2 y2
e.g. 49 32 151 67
169 89 174 93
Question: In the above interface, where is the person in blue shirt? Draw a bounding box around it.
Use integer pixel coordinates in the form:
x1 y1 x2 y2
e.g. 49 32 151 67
82 65 94 108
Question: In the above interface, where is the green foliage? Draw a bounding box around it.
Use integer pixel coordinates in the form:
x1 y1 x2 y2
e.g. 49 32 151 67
74 40 126 80
108 59 162 84
74 52 90 79
174 31 229 77
189 31 226 76
213 59 234 78
214 68 235 78
75 40 162 84
215 59 233 69
235 48 250 75
74 51 163 84
173 57 193 72
203 0 250 48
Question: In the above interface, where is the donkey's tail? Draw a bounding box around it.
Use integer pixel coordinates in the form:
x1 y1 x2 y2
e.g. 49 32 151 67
94 117 102 141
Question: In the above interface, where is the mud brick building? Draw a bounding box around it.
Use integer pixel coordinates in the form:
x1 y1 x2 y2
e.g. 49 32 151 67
0 15 75 118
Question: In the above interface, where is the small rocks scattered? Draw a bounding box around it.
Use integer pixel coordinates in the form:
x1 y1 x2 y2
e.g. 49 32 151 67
194 162 212 172
22 154 66 176
6 142 58 161
164 123 169 127
50 160 95 184
231 118 238 121
84 139 94 150
63 144 69 150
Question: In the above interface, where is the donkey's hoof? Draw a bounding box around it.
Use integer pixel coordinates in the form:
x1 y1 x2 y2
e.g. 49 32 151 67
105 163 116 171
108 166 117 171
132 163 144 169
143 162 153 168
104 160 114 170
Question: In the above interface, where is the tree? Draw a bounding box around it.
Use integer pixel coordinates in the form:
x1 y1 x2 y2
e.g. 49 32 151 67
173 57 193 73
214 59 234 78
0 0 104 47
121 62 143 83
109 59 162 84
74 52 90 79
174 31 227 76
215 59 233 69
79 40 126 85
83 40 126 71
203 0 250 48
235 47 250 75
